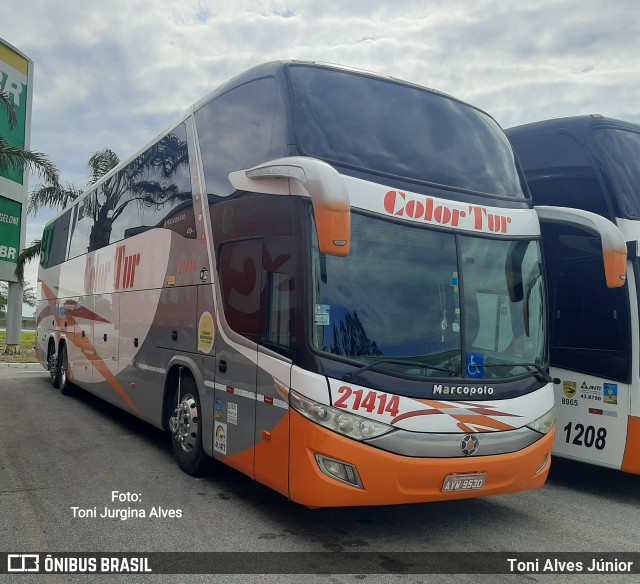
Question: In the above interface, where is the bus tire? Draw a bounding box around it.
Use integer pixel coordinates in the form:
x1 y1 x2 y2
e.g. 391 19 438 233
169 375 208 476
58 344 74 396
49 343 60 388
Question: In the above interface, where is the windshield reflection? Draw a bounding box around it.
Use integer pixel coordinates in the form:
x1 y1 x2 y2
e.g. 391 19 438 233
311 212 546 380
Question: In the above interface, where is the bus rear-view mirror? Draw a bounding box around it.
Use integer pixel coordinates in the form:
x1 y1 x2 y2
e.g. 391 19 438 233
229 156 351 256
536 206 627 289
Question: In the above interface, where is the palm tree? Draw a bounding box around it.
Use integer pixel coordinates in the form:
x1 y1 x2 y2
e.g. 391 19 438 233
14 149 120 281
13 125 190 281
0 90 59 185
14 181 82 281
0 91 17 129
1 91 62 354
86 134 190 250
2 88 62 283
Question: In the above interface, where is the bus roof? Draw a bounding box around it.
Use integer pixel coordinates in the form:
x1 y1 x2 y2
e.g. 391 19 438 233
506 114 640 138
48 60 504 223
191 60 459 111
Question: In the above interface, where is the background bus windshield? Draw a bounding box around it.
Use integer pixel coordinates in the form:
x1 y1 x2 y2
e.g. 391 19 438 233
288 64 525 198
594 128 640 218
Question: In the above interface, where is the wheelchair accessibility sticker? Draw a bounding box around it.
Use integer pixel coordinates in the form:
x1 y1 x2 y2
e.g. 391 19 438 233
466 352 484 378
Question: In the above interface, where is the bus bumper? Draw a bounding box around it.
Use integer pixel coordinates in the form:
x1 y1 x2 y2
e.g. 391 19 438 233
289 410 554 507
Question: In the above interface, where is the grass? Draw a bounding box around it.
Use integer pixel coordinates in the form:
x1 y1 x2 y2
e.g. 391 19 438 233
0 330 39 363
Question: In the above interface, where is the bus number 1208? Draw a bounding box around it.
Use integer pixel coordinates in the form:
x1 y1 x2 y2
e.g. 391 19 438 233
563 422 607 450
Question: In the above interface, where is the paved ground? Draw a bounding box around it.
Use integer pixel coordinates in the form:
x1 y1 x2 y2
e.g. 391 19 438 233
1 366 639 583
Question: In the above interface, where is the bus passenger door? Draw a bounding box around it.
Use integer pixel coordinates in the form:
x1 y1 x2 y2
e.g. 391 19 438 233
254 236 295 497
214 239 261 478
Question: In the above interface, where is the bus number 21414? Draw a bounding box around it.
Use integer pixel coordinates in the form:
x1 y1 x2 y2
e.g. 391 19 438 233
334 386 400 417
563 422 607 450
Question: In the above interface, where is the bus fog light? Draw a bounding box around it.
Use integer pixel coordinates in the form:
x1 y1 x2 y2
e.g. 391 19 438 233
325 460 344 478
315 454 363 488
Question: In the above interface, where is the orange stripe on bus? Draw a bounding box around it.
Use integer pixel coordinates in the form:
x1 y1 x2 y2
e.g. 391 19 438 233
621 416 640 474
219 414 291 498
39 281 139 415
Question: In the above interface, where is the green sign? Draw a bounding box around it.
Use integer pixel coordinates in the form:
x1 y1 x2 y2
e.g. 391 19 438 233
0 195 21 263
0 48 29 185
1 39 32 283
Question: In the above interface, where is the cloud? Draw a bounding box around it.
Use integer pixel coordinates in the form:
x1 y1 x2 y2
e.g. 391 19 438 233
1 0 639 313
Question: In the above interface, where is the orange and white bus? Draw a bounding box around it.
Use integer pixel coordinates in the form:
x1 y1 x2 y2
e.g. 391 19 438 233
36 63 625 506
507 115 640 474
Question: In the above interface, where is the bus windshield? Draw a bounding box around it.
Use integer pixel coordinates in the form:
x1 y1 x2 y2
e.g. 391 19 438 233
288 64 525 198
311 212 546 380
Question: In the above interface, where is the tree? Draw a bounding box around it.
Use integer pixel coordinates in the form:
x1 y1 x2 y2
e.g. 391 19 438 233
1 90 61 353
0 281 36 314
14 121 191 287
0 90 59 185
1 89 62 283
15 149 120 281
16 130 191 281
331 311 382 358
86 134 190 250
0 90 17 129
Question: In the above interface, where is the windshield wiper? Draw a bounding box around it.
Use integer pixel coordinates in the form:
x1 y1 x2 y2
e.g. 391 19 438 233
478 362 552 384
344 358 457 382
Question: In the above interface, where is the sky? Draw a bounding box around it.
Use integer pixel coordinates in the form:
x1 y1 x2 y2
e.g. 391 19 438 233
1 0 639 315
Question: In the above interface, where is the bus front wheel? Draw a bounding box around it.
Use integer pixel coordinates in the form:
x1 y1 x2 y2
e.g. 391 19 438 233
169 375 208 476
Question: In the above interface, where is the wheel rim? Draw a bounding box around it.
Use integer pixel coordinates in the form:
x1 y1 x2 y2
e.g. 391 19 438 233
170 394 199 453
60 348 67 387
49 350 57 382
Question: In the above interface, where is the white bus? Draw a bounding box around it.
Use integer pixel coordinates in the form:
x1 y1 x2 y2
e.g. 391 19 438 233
36 63 625 506
507 115 640 473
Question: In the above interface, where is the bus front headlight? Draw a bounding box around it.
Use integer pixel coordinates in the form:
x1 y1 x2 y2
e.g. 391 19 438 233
526 406 556 435
289 389 393 441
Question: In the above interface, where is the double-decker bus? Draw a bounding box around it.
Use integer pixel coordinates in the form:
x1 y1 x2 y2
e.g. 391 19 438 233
36 63 625 506
507 115 640 473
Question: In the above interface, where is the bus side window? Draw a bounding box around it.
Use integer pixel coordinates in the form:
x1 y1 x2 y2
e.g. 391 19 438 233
218 239 263 342
546 240 631 383
41 209 71 268
218 235 296 355
135 124 194 237
68 196 94 259
551 264 630 382
265 272 294 351
195 77 287 198
91 123 195 248
262 236 295 356
109 189 145 244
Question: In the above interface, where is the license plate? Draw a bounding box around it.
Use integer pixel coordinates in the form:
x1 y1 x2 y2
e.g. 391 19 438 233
442 472 487 492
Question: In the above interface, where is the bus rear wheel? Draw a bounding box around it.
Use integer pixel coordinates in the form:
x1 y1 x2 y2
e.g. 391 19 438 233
48 344 60 388
169 375 208 476
58 344 74 396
